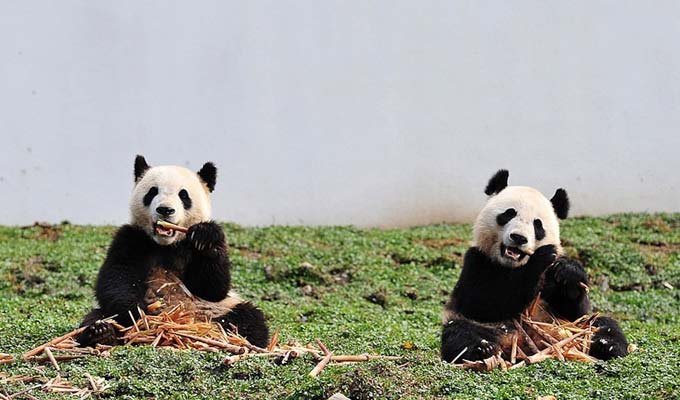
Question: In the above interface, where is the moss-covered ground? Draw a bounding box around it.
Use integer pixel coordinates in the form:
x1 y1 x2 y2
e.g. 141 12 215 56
1 214 678 399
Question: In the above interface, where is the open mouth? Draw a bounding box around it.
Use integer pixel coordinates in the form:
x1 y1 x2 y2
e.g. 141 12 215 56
501 243 526 262
154 221 176 237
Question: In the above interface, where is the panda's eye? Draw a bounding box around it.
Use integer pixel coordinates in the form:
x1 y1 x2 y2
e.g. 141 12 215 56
143 187 158 206
179 189 192 210
534 219 546 240
496 208 517 226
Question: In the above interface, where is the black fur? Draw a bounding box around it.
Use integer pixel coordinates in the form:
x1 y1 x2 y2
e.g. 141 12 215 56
533 219 546 241
496 208 517 226
143 187 158 206
134 155 150 182
441 319 502 362
179 189 192 210
216 302 269 348
184 222 230 301
484 169 509 195
451 245 557 323
197 162 217 192
77 222 268 346
542 257 591 321
550 188 570 219
590 317 629 360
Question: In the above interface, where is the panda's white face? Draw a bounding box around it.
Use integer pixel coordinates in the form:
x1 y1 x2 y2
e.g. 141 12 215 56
473 186 562 268
130 166 212 246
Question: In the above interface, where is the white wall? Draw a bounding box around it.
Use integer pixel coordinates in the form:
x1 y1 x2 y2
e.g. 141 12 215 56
1 1 678 227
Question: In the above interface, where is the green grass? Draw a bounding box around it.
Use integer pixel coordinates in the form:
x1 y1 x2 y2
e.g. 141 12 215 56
1 214 679 399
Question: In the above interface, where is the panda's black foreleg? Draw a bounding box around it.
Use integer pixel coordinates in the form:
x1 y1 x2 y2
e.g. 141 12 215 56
215 302 269 348
541 257 592 321
590 316 629 360
441 318 501 362
183 221 232 302
75 308 120 347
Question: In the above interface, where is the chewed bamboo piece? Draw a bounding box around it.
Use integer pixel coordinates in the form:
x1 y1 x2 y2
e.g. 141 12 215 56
21 326 87 360
155 220 188 233
451 296 630 372
0 373 110 399
0 353 14 365
309 339 333 377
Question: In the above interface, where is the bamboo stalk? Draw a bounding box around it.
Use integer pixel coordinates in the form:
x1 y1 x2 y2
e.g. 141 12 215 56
329 354 401 362
309 352 332 378
527 293 542 317
0 354 14 365
316 339 330 356
510 333 518 364
155 220 188 233
173 332 245 354
513 319 539 354
451 347 468 364
22 326 87 360
267 328 279 352
510 330 589 369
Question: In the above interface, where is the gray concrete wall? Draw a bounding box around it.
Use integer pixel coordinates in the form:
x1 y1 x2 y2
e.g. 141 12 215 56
1 1 678 227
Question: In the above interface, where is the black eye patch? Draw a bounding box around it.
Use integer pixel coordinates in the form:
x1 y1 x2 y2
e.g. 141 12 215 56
179 189 192 210
534 219 546 240
143 187 158 206
496 208 517 226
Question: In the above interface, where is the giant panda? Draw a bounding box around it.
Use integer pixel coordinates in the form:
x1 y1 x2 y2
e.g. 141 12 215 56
441 170 628 363
76 155 269 347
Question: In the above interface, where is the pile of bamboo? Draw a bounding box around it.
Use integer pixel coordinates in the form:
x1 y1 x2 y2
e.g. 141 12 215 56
22 303 400 378
452 297 601 371
118 304 401 376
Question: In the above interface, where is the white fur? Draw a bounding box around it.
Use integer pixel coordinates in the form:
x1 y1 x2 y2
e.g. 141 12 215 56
130 165 212 245
473 186 562 268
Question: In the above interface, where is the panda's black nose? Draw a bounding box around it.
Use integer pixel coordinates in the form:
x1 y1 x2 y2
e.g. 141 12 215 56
510 233 528 245
156 206 175 217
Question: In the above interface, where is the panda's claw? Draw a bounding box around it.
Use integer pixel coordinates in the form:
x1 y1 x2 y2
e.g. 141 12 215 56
77 320 118 347
187 222 225 254
471 338 498 359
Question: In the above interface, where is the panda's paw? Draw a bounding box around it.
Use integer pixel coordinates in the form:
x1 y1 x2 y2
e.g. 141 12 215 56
590 317 629 361
530 244 558 269
466 338 499 361
590 334 629 360
77 321 118 347
187 221 225 254
552 258 589 301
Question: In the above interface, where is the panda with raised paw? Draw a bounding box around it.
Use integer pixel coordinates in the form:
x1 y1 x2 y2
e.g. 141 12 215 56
76 155 269 347
441 170 628 363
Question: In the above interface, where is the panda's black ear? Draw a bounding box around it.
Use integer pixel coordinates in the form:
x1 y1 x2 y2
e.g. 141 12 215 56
484 169 509 195
197 162 217 192
550 188 570 219
134 155 150 183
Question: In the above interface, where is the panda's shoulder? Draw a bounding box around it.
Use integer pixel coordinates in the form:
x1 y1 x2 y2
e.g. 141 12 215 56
463 247 494 266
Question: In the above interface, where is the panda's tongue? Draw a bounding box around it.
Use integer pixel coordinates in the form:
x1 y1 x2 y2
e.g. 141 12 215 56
154 224 174 237
505 246 522 260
